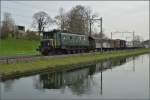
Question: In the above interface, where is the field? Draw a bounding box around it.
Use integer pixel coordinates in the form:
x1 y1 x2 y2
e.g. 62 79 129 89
0 38 40 56
0 48 149 79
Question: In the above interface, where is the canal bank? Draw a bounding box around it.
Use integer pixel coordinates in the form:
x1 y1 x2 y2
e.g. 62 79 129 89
0 49 150 80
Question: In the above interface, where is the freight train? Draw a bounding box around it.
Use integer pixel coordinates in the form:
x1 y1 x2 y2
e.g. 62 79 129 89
37 30 136 56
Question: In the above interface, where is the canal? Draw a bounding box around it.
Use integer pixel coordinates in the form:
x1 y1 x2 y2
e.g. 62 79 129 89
0 54 149 100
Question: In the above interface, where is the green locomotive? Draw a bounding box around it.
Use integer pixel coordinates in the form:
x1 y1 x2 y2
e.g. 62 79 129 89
37 30 91 55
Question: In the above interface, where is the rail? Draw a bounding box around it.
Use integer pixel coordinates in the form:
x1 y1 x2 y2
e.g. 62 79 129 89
0 52 99 64
0 48 140 64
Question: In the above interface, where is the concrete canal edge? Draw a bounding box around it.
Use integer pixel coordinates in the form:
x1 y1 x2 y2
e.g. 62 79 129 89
0 49 150 80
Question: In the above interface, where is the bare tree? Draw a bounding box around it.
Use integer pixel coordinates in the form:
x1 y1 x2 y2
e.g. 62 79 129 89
133 35 141 47
32 11 53 36
67 5 87 34
65 5 98 35
53 5 99 35
0 12 15 39
54 8 68 31
84 6 98 35
92 33 107 39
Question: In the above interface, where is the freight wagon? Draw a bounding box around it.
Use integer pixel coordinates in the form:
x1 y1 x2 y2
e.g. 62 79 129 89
91 38 126 51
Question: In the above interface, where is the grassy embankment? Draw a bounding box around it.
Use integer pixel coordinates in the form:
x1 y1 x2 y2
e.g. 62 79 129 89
0 38 39 56
0 48 150 79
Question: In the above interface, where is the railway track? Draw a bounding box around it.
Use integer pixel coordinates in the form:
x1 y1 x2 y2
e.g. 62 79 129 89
0 48 139 64
0 52 99 64
0 55 41 64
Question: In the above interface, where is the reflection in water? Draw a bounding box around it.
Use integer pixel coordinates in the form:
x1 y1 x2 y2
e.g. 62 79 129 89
3 80 15 92
0 75 1 100
1 54 149 99
35 57 129 95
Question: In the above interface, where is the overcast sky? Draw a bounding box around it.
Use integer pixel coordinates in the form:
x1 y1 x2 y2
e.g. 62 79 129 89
1 1 149 40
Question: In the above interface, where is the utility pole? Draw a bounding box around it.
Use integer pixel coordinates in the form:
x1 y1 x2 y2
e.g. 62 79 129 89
89 19 92 37
100 63 103 95
0 74 1 100
100 17 103 52
133 31 135 47
149 32 150 48
100 71 103 95
133 57 135 72
111 32 112 39
126 37 128 41
87 17 103 52
100 17 103 35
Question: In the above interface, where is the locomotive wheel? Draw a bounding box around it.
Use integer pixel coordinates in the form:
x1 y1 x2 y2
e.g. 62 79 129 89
42 51 49 56
72 50 76 54
81 50 84 53
67 50 71 54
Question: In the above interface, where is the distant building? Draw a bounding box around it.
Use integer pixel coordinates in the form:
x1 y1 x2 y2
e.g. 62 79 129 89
142 40 150 48
126 40 143 48
126 41 133 47
17 26 25 31
15 25 26 37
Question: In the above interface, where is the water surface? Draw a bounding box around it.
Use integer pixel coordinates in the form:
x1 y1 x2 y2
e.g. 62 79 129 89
0 54 149 100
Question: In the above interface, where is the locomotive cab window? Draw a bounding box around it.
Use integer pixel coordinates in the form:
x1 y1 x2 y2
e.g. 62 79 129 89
79 37 82 40
63 36 66 40
83 36 86 40
70 36 72 39
43 32 54 39
41 39 53 47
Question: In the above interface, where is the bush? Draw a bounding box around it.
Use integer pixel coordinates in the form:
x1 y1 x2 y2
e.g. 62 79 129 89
25 31 41 41
0 32 8 39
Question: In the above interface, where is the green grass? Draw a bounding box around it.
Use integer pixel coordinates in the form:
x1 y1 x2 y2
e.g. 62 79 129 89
0 48 150 79
0 38 40 56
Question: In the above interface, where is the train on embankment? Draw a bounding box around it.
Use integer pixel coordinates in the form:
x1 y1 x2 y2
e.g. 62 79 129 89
37 30 141 56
